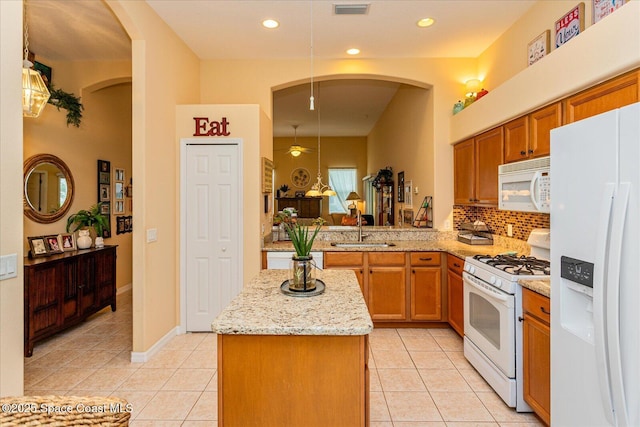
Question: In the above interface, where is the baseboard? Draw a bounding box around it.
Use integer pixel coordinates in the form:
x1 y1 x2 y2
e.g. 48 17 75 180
117 283 132 295
130 326 179 363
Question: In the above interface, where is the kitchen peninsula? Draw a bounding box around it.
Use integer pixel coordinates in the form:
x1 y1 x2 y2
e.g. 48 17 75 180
211 269 373 427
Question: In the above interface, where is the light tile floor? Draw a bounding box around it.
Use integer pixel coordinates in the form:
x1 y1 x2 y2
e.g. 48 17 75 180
25 290 545 426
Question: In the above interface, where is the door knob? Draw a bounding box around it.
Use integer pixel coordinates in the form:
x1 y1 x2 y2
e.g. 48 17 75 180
222 247 227 252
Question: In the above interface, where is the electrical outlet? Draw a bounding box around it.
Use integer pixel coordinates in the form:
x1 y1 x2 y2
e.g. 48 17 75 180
507 224 513 237
444 220 451 229
414 186 419 194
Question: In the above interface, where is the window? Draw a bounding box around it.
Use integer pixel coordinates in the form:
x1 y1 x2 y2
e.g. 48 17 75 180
328 168 356 213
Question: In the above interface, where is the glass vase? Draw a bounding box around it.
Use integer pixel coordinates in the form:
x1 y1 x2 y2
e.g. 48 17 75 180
289 255 317 292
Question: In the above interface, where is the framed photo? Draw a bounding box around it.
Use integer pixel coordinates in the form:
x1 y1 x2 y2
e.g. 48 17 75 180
555 3 585 48
125 182 133 198
28 236 48 257
124 216 132 232
59 233 76 251
100 184 110 202
114 168 125 182
44 235 63 253
403 209 414 226
404 180 413 208
115 182 124 200
397 171 405 203
593 0 627 23
98 160 110 173
527 30 550 66
295 191 305 198
99 172 110 184
100 202 110 215
116 216 126 234
114 200 125 214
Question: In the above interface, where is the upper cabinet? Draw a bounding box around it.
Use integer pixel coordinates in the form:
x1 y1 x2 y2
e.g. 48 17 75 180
504 103 561 164
565 70 640 123
454 128 503 206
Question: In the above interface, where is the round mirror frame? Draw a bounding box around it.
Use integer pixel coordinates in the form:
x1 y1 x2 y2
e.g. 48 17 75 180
23 154 75 224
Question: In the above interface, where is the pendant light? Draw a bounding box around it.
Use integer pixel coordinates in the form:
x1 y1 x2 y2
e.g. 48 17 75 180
309 0 315 111
306 83 336 197
22 0 50 118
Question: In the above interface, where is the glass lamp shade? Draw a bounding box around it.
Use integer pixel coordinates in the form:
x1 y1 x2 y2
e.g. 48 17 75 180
23 64 50 118
305 188 321 197
322 188 337 197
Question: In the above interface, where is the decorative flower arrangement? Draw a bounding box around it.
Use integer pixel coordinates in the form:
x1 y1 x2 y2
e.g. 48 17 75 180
284 222 321 259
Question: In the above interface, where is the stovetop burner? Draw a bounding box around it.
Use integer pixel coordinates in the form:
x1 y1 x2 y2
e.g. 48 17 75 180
473 254 551 276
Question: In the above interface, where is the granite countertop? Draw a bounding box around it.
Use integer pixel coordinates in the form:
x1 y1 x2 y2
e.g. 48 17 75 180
211 269 373 336
519 278 551 298
264 239 518 261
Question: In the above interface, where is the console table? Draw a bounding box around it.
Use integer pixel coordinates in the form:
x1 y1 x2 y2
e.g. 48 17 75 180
276 196 322 218
23 245 117 357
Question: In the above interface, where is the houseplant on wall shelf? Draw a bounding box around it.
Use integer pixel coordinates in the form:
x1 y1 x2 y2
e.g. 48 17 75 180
66 202 110 248
284 222 321 292
48 85 84 127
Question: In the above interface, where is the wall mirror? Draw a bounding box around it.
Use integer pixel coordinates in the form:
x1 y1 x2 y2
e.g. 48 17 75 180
23 154 75 224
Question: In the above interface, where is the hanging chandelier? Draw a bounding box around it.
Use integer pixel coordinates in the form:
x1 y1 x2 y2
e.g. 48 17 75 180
306 83 336 197
22 0 50 118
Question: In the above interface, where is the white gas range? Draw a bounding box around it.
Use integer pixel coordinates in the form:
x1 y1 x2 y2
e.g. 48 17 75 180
463 229 550 412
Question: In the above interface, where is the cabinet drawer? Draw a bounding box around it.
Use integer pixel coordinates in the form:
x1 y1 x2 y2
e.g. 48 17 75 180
368 252 405 266
324 251 363 267
410 252 441 266
447 255 464 275
522 288 550 324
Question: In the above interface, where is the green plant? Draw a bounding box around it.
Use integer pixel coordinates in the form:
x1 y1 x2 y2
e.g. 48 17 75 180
66 203 110 236
48 85 84 127
284 222 321 258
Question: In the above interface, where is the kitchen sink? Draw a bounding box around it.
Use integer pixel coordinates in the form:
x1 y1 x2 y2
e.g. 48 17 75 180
330 242 396 248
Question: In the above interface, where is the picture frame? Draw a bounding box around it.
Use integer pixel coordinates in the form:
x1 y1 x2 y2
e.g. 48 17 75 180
291 167 311 188
115 182 124 200
593 0 627 23
403 209 414 226
28 236 48 257
99 172 110 184
44 234 63 254
404 180 413 208
527 30 550 66
555 3 585 48
114 200 125 214
261 157 274 193
397 171 405 203
114 168 125 182
295 191 306 198
33 61 52 88
59 233 76 251
100 202 110 215
99 184 110 202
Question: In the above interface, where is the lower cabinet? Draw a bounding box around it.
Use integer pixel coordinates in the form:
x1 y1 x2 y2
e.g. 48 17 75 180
325 251 446 324
522 287 551 426
447 254 464 337
24 246 117 357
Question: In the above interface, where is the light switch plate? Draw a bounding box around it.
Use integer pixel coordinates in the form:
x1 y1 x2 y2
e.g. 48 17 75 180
146 228 158 243
0 254 18 281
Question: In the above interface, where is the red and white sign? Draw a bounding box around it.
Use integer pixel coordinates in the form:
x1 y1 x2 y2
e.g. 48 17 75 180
555 3 585 48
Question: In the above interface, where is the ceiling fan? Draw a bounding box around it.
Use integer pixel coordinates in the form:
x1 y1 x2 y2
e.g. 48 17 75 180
280 125 314 157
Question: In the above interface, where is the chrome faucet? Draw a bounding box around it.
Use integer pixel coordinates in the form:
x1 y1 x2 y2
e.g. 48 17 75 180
357 210 366 242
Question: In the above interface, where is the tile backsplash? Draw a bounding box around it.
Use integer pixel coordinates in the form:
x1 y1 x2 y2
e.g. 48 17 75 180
453 205 550 241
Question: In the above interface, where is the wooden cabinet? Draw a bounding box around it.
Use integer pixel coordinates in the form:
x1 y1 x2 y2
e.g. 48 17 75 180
522 288 551 426
409 252 442 321
454 128 503 206
24 246 117 357
453 138 475 205
565 70 640 124
368 252 406 320
447 254 464 337
276 197 322 218
324 252 366 298
504 103 561 164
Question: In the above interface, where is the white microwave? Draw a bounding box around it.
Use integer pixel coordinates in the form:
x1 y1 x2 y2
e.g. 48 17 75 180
498 156 550 213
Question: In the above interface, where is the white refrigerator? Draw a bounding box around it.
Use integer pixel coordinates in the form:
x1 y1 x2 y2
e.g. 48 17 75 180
550 102 640 426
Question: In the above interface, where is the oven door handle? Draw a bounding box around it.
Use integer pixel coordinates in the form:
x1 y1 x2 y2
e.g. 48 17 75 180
463 273 509 302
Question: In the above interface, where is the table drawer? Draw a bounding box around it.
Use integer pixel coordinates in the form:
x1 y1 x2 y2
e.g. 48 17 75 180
324 251 363 267
368 252 405 266
447 255 464 275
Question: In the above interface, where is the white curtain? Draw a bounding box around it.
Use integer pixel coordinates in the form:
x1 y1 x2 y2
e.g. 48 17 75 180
328 169 356 213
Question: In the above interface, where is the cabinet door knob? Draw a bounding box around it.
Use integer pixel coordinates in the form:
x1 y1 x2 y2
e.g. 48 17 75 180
520 150 526 156
419 257 432 261
518 316 524 322
540 306 551 315
412 269 416 273
369 270 373 274
453 263 461 268
529 149 534 154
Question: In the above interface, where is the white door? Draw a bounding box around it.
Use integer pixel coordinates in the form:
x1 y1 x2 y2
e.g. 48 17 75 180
185 143 241 331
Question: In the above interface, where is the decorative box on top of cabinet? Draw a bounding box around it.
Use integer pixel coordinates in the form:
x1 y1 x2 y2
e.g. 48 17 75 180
23 245 117 357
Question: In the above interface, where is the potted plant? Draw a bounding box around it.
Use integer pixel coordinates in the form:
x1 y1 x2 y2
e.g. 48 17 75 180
66 202 111 248
278 184 290 198
284 222 321 291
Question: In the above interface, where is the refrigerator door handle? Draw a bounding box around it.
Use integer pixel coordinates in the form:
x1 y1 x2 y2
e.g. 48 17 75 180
606 182 630 427
529 171 541 211
594 182 616 425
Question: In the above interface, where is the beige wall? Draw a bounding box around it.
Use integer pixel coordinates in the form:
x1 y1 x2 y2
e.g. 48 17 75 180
175 104 268 286
0 0 25 397
23 60 133 292
273 136 367 219
368 85 434 226
108 0 200 352
454 1 640 142
200 58 477 230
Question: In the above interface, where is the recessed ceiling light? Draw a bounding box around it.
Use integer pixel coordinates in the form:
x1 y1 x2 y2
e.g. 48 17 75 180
417 17 435 28
262 19 279 29
346 48 360 55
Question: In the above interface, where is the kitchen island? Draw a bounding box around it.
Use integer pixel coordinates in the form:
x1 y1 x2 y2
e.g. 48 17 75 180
211 269 373 427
